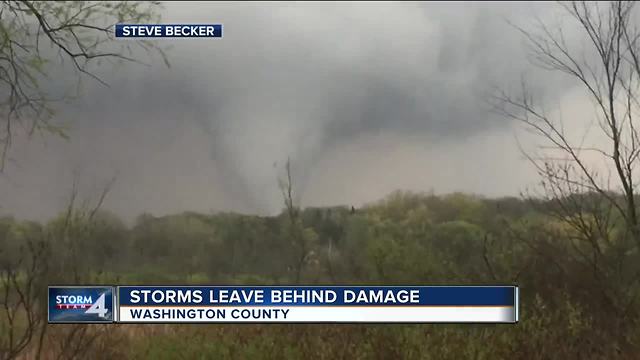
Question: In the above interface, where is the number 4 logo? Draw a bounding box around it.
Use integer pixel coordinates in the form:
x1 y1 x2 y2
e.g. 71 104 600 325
85 293 108 318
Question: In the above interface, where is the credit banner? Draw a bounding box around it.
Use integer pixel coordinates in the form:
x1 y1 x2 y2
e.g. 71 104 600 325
115 24 223 38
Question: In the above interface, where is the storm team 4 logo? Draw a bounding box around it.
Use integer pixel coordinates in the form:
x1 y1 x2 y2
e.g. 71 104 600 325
48 286 114 323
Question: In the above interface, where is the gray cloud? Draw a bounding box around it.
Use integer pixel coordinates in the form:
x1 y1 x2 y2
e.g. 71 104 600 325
0 2 584 220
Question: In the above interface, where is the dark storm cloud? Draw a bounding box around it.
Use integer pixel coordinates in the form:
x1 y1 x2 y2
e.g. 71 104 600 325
0 2 582 220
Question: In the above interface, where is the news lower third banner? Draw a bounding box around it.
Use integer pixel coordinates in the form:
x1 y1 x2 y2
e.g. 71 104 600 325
48 286 518 324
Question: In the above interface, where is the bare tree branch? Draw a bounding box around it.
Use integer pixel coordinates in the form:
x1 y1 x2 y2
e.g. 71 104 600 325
0 1 168 171
494 1 640 318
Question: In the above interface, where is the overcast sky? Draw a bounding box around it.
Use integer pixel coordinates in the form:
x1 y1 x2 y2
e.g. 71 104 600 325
0 2 594 221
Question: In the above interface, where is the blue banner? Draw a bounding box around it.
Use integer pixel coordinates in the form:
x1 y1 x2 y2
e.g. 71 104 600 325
118 286 516 307
115 24 223 38
48 286 114 323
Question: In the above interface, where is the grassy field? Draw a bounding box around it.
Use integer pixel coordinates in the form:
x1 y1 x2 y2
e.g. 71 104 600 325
2 192 640 359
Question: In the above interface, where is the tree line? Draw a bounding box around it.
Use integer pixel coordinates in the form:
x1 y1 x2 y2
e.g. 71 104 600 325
2 190 640 357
